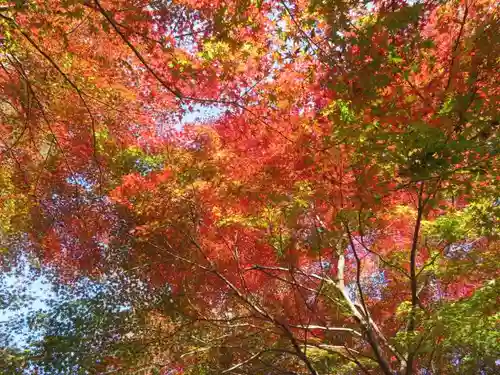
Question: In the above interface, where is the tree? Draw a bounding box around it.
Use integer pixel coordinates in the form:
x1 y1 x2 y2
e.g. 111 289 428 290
0 0 498 374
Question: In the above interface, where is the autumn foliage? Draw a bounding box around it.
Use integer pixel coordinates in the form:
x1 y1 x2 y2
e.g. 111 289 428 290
0 0 498 374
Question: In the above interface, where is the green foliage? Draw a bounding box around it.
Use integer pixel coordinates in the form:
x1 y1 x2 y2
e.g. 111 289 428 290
308 346 379 374
424 198 499 242
0 347 28 374
0 167 29 236
420 281 500 374
111 146 165 177
381 3 424 31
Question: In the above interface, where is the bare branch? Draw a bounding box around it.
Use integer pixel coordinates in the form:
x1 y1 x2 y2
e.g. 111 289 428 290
289 325 362 338
221 351 265 374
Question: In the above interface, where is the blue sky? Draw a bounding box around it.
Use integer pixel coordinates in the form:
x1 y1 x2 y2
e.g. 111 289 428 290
0 261 54 348
178 103 226 128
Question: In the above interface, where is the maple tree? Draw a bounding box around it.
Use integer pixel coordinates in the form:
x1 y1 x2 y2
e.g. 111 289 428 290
0 0 499 374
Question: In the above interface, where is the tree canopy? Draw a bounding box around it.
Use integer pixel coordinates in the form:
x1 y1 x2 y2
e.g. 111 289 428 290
0 0 498 374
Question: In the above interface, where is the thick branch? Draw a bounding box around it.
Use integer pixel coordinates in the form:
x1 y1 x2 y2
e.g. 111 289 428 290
403 182 425 375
